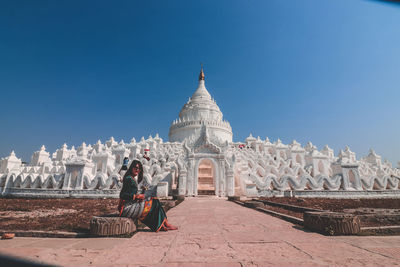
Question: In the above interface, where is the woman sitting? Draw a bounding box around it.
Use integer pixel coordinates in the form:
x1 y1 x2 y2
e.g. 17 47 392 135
118 159 177 232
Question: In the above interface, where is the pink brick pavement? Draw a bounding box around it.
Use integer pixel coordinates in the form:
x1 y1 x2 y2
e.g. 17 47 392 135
0 197 399 266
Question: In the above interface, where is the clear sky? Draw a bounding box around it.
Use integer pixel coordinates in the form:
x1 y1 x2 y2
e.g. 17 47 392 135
0 0 399 165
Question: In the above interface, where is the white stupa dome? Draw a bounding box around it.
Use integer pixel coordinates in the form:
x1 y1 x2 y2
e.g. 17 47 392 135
169 66 233 143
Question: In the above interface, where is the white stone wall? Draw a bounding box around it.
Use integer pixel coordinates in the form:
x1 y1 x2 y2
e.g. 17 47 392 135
0 134 399 197
169 122 232 143
233 135 400 194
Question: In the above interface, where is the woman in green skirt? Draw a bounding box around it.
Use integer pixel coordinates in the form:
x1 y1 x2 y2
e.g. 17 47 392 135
118 159 177 232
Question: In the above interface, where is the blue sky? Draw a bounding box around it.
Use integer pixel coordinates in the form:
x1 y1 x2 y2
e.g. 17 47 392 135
0 0 399 165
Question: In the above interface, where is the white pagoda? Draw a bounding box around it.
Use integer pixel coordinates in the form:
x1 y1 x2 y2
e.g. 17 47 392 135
1 67 400 198
169 66 232 143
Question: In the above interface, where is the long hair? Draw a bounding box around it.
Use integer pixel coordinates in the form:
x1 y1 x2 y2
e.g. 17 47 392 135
123 159 143 184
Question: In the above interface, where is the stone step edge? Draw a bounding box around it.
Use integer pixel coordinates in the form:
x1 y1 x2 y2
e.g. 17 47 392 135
361 225 400 230
0 230 90 238
230 199 303 225
233 200 245 206
255 207 304 226
359 225 400 235
253 198 324 213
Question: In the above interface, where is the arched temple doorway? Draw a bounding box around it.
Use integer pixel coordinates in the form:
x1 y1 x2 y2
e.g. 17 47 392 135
197 158 215 195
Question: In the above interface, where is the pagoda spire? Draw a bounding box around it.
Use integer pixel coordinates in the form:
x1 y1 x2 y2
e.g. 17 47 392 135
192 63 211 100
198 63 205 81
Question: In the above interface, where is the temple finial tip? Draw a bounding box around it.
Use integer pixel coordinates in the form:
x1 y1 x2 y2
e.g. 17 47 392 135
199 63 205 81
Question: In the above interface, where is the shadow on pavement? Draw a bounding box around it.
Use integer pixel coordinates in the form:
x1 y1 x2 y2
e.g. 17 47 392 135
0 254 55 267
292 225 315 234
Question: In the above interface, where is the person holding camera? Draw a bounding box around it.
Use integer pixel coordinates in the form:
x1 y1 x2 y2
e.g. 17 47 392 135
118 159 177 232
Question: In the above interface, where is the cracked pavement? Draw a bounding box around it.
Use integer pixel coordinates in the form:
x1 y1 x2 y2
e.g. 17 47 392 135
0 197 400 266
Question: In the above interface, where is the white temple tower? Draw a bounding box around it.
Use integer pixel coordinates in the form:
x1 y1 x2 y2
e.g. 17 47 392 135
169 67 233 143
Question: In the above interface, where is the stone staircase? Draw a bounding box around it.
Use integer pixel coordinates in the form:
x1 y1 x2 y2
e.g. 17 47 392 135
198 162 215 195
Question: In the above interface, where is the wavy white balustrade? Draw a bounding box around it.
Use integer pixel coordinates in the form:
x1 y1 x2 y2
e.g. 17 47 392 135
247 173 342 191
0 136 399 197
233 141 400 194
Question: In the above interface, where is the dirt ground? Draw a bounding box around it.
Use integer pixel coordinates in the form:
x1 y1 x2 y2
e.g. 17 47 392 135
259 197 400 211
258 197 400 227
0 198 120 232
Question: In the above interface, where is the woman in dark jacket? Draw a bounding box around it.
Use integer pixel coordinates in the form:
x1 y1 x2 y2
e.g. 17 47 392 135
118 160 177 232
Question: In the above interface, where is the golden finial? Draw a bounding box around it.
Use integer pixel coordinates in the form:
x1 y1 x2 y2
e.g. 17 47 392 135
199 63 205 81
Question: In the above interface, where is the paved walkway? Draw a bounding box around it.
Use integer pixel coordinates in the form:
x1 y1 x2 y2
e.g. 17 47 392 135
1 197 400 266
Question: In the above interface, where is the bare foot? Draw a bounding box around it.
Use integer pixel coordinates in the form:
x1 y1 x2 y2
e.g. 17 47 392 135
164 221 178 230
159 225 168 231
